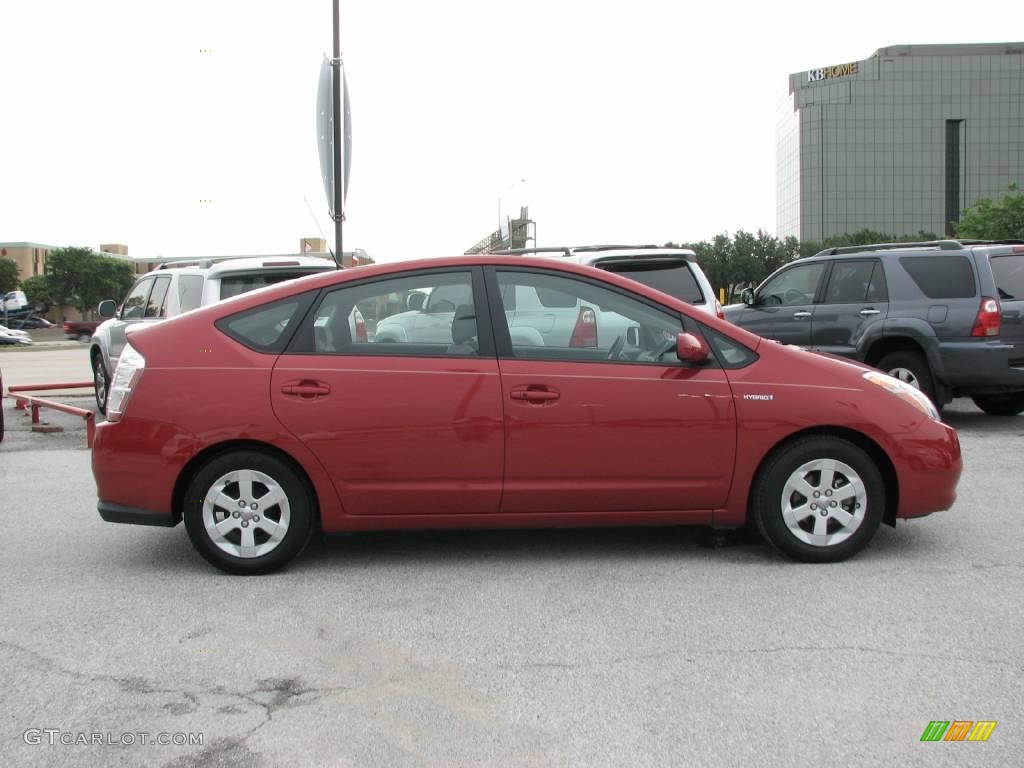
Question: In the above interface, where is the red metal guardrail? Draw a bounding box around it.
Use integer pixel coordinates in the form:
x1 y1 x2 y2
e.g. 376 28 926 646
6 381 96 447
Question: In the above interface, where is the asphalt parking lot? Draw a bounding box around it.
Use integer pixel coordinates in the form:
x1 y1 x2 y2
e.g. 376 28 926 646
1 348 1022 767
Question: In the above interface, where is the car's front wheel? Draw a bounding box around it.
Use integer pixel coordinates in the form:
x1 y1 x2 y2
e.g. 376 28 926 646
92 353 109 415
972 392 1024 416
183 451 314 574
752 437 884 563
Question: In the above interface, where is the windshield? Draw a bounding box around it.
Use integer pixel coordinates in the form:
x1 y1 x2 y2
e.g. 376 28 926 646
600 261 705 304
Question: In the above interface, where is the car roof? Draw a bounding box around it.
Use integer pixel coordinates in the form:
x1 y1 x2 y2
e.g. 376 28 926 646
152 256 338 275
494 245 699 265
810 238 1024 259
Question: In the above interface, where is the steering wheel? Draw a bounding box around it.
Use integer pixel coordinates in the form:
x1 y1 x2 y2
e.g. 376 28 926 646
784 288 806 305
606 335 625 360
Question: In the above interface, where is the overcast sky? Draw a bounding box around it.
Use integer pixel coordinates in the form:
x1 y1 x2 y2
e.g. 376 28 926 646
0 1 1013 262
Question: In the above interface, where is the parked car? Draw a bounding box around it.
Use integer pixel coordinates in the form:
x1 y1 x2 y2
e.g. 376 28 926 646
90 256 337 414
63 320 102 341
5 314 53 330
91 255 961 574
725 239 1024 414
0 324 33 346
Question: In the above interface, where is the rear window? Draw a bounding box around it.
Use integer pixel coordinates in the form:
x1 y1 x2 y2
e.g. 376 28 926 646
219 270 326 300
599 261 705 304
898 256 976 299
990 255 1024 301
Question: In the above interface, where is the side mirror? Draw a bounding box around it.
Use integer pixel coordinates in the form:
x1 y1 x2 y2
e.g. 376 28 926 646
407 293 425 311
98 300 117 319
741 287 756 307
676 332 710 365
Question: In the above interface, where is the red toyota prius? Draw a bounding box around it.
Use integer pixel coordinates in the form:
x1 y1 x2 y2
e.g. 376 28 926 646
91 256 961 574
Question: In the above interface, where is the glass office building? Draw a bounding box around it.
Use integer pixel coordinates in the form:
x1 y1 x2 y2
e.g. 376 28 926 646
777 43 1023 242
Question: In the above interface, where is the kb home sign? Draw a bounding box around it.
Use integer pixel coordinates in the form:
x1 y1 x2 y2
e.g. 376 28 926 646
807 62 859 82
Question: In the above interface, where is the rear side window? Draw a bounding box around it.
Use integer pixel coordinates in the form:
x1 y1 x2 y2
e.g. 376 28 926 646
899 256 976 299
601 262 705 304
990 255 1024 300
217 294 314 353
219 270 324 300
177 274 205 312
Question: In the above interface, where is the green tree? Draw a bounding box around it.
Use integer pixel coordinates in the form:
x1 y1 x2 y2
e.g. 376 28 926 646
18 274 54 310
956 184 1024 240
44 246 137 319
0 257 18 294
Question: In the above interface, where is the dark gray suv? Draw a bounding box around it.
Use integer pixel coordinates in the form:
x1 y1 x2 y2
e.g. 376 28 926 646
724 239 1024 414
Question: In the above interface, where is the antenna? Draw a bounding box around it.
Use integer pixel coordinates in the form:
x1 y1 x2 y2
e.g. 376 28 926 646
304 196 341 269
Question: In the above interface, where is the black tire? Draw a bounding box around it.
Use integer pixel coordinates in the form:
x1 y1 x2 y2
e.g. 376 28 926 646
876 350 936 405
77 332 91 342
972 392 1024 416
183 451 314 575
92 352 109 415
752 436 884 563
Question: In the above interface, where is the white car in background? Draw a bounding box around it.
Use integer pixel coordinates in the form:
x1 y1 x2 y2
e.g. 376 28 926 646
0 324 33 346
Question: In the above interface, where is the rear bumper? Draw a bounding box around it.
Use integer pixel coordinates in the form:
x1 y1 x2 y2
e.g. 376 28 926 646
98 501 178 527
894 420 962 519
939 338 1024 395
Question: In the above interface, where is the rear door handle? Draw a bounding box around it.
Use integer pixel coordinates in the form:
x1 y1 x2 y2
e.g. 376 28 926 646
281 380 331 399
793 311 812 320
859 308 881 316
510 386 560 403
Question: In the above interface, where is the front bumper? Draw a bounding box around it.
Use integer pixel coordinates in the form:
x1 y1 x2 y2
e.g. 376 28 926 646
894 420 962 519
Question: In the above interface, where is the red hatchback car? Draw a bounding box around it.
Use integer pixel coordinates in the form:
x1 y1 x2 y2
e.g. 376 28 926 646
91 256 962 574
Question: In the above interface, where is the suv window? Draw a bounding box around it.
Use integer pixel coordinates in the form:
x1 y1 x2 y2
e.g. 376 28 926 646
899 255 976 299
219 271 321 300
990 255 1024 300
177 274 205 312
866 262 888 302
145 276 171 318
824 261 875 304
121 278 153 320
602 261 705 304
759 263 826 307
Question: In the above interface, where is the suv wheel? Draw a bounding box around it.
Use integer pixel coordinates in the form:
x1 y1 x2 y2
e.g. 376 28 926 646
184 451 314 575
972 392 1024 416
752 437 884 563
92 354 109 415
877 350 936 405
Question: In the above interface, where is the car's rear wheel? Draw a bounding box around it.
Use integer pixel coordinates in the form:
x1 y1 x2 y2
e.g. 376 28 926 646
972 392 1024 416
877 350 936 406
183 451 314 575
752 437 884 563
77 332 91 342
92 353 109 415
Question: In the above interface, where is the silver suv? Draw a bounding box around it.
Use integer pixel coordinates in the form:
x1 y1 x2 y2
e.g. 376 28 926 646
90 256 336 413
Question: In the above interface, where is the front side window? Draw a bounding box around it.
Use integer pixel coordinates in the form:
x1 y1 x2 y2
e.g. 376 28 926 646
824 261 876 304
758 263 826 307
145 276 171 318
495 270 684 364
298 272 481 357
121 278 153 320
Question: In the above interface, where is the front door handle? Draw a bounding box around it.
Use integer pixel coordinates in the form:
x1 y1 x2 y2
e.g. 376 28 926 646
510 385 560 403
859 308 881 316
281 380 331 399
793 311 812 320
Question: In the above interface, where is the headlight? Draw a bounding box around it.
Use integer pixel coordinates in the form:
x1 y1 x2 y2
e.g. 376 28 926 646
863 370 940 420
107 343 146 421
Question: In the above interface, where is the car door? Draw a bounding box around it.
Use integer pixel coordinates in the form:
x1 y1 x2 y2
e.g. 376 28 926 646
270 268 505 517
106 275 156 366
810 259 888 358
487 267 736 515
731 261 827 346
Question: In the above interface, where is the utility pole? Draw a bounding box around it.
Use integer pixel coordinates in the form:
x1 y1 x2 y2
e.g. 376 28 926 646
331 0 344 265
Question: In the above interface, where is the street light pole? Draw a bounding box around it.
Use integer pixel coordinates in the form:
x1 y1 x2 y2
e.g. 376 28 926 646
331 0 344 266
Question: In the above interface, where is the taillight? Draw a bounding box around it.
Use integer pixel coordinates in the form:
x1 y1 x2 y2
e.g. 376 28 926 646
569 306 598 347
106 343 146 422
62 322 71 331
715 299 725 320
353 309 367 342
971 296 1001 337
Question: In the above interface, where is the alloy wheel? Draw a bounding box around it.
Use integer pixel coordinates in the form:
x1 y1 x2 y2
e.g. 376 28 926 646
780 458 867 547
202 469 291 558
